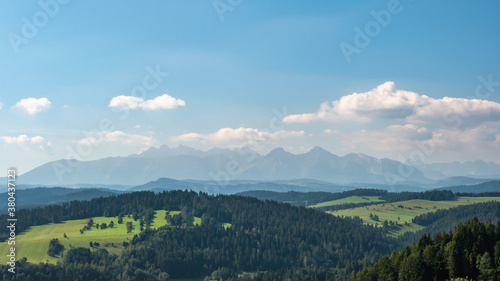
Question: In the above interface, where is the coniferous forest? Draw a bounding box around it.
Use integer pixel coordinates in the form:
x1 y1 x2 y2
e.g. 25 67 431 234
1 190 396 280
1 190 499 280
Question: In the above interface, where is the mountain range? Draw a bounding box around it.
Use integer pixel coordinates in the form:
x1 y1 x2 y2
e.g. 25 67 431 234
5 145 499 189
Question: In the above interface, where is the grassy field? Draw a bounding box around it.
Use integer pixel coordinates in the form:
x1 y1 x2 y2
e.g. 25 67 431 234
309 196 384 208
0 210 204 264
329 196 500 236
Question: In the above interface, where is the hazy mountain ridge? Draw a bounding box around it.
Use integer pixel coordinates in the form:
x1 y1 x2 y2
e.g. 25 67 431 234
6 145 499 188
0 187 122 212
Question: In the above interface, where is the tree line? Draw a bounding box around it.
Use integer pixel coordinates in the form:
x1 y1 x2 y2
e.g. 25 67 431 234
349 218 500 281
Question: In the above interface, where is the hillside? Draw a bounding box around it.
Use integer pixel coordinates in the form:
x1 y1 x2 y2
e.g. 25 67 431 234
437 180 500 193
237 189 388 206
0 190 396 280
330 196 500 236
349 218 500 281
0 210 206 264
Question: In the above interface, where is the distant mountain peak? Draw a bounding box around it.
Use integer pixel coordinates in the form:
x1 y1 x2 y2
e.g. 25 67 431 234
138 144 203 158
206 147 232 154
308 146 331 154
267 147 288 156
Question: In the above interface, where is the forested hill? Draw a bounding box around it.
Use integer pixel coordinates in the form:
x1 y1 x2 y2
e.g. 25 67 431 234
237 189 456 208
438 180 500 193
349 218 500 281
397 201 500 246
0 190 397 280
236 189 388 206
0 187 121 211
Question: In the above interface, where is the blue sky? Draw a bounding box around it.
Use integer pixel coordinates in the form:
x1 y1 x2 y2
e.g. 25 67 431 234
1 0 500 174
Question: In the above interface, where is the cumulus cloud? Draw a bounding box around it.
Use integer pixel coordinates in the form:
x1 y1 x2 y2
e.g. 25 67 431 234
77 131 159 148
409 97 500 127
171 127 304 148
0 101 3 110
108 94 185 110
13 97 52 115
30 136 45 143
0 135 44 145
283 82 500 127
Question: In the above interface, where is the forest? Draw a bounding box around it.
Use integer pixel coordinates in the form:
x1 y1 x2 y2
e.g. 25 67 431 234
0 190 395 280
0 190 499 280
349 218 500 281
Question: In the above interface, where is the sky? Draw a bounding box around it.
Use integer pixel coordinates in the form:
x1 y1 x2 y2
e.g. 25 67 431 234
0 0 500 174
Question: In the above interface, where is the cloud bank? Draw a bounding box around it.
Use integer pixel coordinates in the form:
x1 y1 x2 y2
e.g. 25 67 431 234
109 94 185 110
0 135 44 145
172 127 304 148
283 82 500 127
77 131 159 148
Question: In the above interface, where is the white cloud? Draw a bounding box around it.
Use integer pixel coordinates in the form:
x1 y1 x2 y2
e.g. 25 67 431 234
0 135 44 145
13 97 52 115
108 94 185 110
283 82 500 127
0 101 3 110
422 126 500 163
341 124 432 152
30 136 44 143
327 124 500 163
172 127 304 148
77 131 159 148
323 129 340 135
430 126 499 151
408 97 500 127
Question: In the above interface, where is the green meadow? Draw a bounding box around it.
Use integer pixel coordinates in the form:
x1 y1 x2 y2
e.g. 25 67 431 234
0 210 204 264
329 196 500 236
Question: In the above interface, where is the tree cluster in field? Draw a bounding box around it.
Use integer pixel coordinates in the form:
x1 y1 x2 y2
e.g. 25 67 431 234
164 207 194 227
79 218 116 234
47 238 64 257
369 213 380 221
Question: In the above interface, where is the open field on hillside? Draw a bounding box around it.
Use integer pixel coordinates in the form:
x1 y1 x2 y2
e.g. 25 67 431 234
309 196 384 208
0 210 204 264
329 196 500 236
